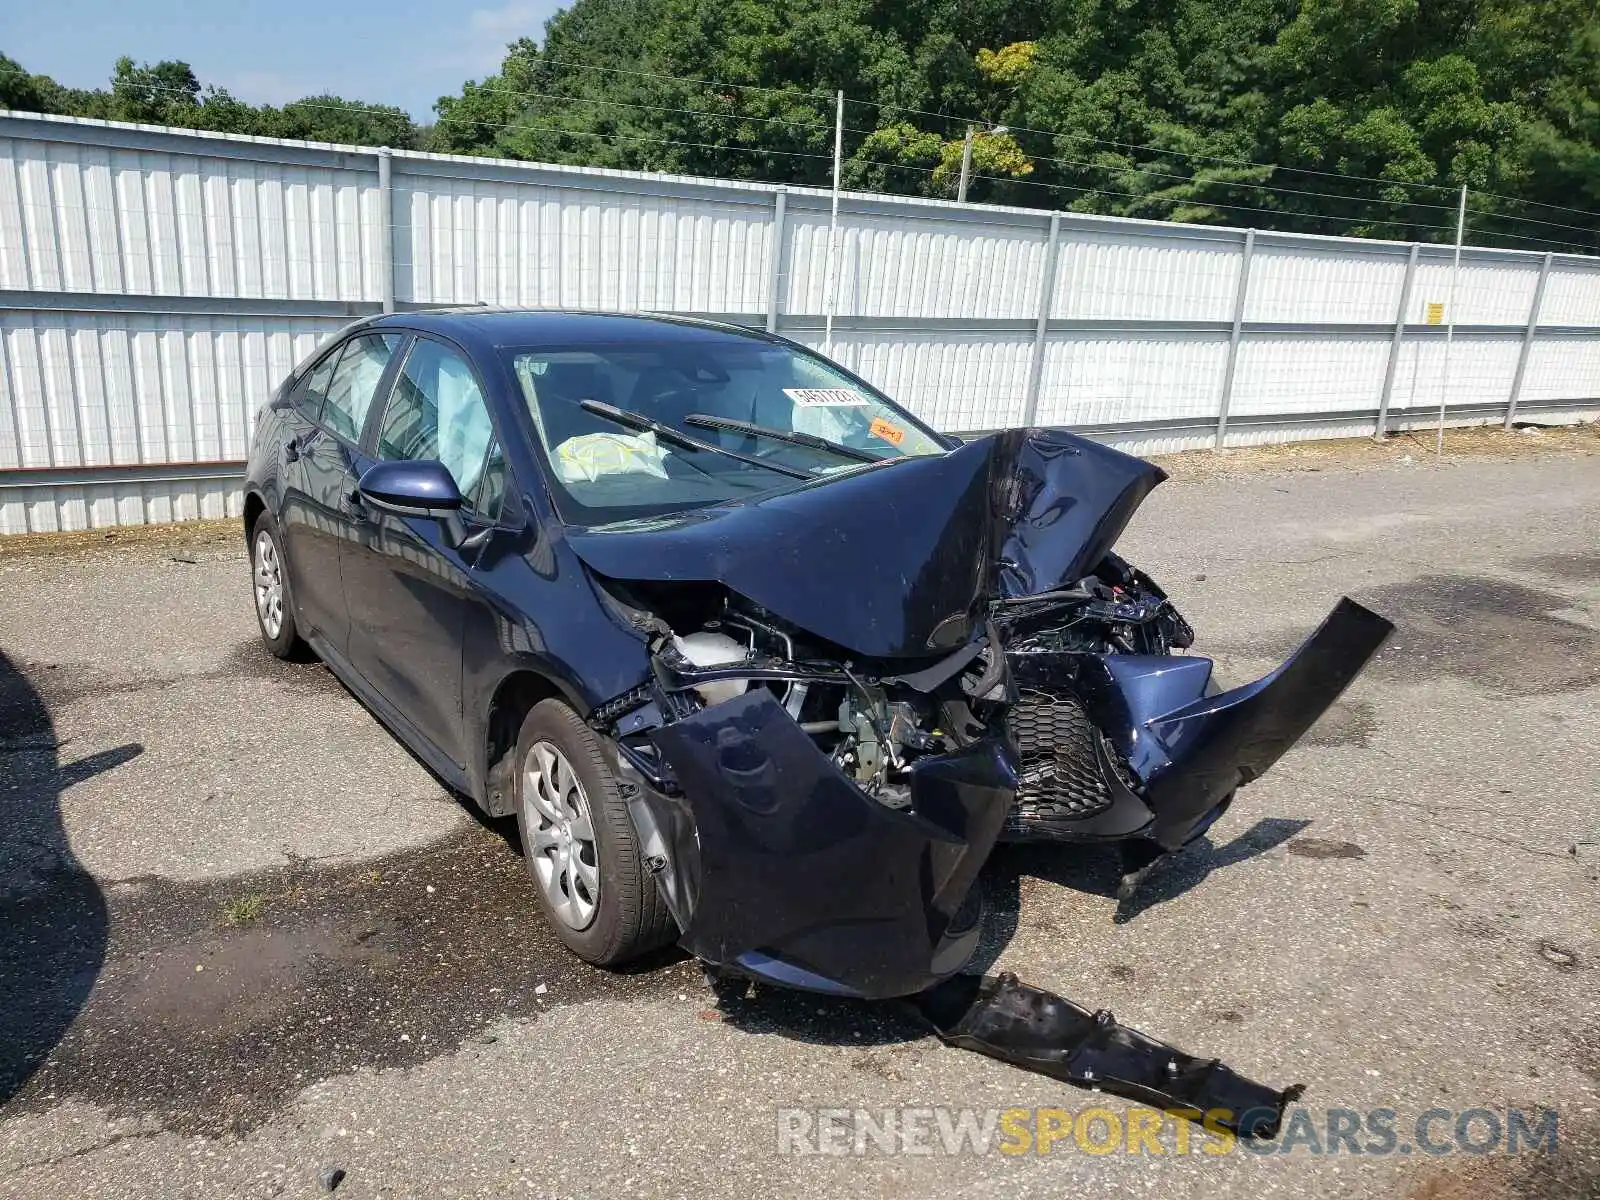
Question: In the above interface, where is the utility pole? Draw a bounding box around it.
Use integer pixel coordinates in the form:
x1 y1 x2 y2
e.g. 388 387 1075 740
957 126 975 203
956 124 1007 203
823 89 844 357
1434 184 1468 458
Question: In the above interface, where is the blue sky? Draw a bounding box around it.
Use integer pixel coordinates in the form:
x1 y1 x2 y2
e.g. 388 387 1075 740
5 0 567 120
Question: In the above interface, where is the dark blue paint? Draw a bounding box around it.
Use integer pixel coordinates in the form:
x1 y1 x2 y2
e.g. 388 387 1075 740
648 689 1012 1000
1010 598 1393 851
357 459 464 512
567 427 1164 659
246 309 1393 1001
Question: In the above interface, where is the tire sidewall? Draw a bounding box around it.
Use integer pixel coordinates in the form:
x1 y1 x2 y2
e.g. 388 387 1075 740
513 699 650 965
249 512 299 658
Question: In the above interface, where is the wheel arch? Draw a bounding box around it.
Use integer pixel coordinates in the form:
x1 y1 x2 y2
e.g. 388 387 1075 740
243 489 267 541
479 666 579 818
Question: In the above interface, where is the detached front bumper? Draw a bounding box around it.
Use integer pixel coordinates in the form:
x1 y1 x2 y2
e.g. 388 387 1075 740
633 689 1016 1000
1007 597 1393 850
626 598 1391 999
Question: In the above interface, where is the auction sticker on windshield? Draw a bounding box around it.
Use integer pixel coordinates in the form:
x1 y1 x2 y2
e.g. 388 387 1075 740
869 416 906 446
785 388 870 407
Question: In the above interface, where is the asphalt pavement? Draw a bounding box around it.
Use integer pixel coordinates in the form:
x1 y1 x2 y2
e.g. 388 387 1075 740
0 448 1596 1199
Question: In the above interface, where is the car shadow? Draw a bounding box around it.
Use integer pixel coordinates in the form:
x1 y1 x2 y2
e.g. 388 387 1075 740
713 815 1311 1048
978 815 1315 954
0 650 140 1104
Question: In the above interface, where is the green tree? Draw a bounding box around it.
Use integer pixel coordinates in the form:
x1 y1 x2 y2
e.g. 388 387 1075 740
109 56 201 124
0 52 420 148
9 0 1600 252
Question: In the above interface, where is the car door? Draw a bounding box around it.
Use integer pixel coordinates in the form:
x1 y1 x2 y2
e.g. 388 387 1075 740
275 343 344 638
276 331 404 656
342 334 505 768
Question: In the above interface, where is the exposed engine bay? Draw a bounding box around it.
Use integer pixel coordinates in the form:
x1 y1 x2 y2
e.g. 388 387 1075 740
568 427 1394 1002
598 550 1194 825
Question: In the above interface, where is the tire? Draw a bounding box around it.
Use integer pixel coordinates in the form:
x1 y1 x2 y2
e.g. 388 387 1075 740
513 698 675 966
249 511 306 660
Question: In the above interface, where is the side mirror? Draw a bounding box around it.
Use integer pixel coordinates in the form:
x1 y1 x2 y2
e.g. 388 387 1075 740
357 460 469 547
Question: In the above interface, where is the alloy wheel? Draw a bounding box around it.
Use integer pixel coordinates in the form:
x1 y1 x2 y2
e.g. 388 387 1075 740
522 740 601 929
253 529 284 639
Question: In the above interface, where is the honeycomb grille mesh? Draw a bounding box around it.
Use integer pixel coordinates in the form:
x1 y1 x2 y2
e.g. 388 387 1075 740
1004 692 1115 834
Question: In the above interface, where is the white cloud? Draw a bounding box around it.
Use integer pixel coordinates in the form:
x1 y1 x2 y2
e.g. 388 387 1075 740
214 69 313 107
470 2 544 37
430 2 553 74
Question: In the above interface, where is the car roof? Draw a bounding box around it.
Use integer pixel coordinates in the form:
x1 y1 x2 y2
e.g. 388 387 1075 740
362 308 776 354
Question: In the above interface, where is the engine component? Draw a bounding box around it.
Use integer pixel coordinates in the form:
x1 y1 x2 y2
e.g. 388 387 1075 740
838 690 884 786
672 632 749 706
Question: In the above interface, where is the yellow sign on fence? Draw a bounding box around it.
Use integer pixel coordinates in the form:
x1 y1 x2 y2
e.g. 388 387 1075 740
1425 301 1445 325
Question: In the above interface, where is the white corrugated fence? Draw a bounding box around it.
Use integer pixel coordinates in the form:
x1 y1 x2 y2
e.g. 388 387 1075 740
1 111 1597 534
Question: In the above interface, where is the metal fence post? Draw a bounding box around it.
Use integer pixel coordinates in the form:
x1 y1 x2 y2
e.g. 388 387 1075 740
1375 243 1419 439
1021 212 1062 427
376 147 395 314
765 188 787 333
1504 251 1553 430
1214 228 1254 449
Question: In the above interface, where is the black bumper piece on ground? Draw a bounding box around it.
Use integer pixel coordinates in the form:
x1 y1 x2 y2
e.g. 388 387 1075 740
910 972 1304 1138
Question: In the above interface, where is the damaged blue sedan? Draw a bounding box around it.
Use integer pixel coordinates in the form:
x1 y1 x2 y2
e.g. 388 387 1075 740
244 308 1392 1003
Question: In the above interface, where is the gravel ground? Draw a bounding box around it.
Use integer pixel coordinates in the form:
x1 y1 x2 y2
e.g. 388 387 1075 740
0 450 1596 1199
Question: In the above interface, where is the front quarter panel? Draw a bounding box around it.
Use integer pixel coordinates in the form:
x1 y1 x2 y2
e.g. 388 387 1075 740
461 515 657 789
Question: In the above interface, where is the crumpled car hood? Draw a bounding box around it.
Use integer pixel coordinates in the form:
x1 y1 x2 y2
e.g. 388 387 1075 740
564 428 1166 659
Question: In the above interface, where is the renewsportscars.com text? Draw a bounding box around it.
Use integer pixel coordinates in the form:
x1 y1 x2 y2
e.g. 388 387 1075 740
775 1105 1560 1158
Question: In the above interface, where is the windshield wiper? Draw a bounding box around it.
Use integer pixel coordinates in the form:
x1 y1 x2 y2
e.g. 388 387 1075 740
577 400 809 480
682 414 878 464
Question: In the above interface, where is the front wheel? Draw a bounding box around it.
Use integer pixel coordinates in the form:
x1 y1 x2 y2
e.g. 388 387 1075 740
250 513 305 659
513 699 676 966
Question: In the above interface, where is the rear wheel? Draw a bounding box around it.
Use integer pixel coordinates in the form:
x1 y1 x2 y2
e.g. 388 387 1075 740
250 513 305 659
513 699 675 966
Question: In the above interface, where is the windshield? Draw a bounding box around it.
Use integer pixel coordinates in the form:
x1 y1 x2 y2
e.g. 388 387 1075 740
506 335 947 524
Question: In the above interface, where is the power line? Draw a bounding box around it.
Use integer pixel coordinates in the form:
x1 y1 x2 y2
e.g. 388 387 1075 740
2 60 1596 246
846 154 1594 249
469 116 833 164
846 115 1598 237
1465 197 1600 236
404 54 1600 226
528 53 834 103
1467 187 1600 221
1010 145 1464 214
842 147 1460 234
964 172 1458 235
857 97 1468 197
448 76 837 135
1015 145 1596 237
0 68 834 173
856 96 1600 223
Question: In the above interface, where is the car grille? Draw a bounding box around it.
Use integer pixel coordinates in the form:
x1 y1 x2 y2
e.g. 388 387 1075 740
1004 692 1116 835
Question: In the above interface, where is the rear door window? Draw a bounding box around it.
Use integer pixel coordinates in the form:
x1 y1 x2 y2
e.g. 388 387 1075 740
295 346 342 422
321 333 403 443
